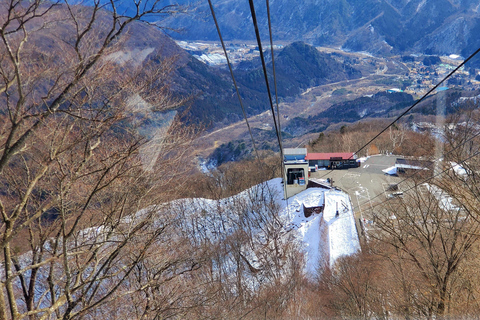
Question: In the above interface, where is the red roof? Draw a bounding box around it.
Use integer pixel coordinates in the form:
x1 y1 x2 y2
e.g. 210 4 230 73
305 152 355 161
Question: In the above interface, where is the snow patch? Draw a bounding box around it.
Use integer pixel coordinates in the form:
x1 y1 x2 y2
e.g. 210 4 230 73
416 0 427 13
382 166 397 175
106 48 155 67
358 108 368 118
449 54 462 60
357 156 369 163
193 53 227 66
451 162 467 176
424 184 459 211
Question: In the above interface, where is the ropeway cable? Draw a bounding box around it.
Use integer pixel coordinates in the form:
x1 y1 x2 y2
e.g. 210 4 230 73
318 46 480 180
207 0 261 163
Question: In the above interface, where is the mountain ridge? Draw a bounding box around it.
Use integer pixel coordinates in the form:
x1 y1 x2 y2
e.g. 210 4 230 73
153 0 480 58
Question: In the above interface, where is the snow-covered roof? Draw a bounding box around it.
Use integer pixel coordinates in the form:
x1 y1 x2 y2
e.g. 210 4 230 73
284 148 307 156
281 186 360 275
387 88 403 93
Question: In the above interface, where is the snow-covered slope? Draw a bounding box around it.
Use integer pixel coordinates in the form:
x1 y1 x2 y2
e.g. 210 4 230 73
279 185 361 275
179 178 361 277
10 178 362 311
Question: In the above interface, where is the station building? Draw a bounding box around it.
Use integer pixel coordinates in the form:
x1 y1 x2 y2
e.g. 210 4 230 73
283 149 359 199
306 152 358 171
283 148 309 198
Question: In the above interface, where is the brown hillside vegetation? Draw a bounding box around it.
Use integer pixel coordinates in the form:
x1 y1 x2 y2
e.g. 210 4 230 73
309 119 436 158
0 1 198 319
2 0 480 319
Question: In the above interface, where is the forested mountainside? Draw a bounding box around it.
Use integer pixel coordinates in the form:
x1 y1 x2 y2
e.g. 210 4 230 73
236 41 361 97
173 41 361 126
284 91 415 136
76 0 480 128
17 6 361 127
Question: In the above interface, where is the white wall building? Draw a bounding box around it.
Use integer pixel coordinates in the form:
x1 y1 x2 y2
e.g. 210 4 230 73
283 148 309 198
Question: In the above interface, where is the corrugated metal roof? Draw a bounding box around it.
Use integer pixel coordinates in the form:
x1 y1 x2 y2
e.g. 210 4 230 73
305 152 355 160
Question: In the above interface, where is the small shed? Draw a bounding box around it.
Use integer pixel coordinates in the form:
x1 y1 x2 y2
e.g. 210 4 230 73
303 204 324 218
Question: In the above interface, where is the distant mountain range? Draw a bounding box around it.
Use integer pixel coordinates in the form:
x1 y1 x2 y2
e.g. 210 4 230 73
37 1 480 133
153 0 480 59
72 0 480 127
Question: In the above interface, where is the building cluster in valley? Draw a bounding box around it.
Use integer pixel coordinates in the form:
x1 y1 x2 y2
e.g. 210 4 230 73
177 40 479 98
280 148 438 271
176 40 284 66
401 55 475 96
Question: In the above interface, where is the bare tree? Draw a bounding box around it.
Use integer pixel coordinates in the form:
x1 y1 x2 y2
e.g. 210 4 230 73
389 124 406 153
0 1 201 319
439 106 480 219
165 175 306 319
318 253 389 320
369 181 480 318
